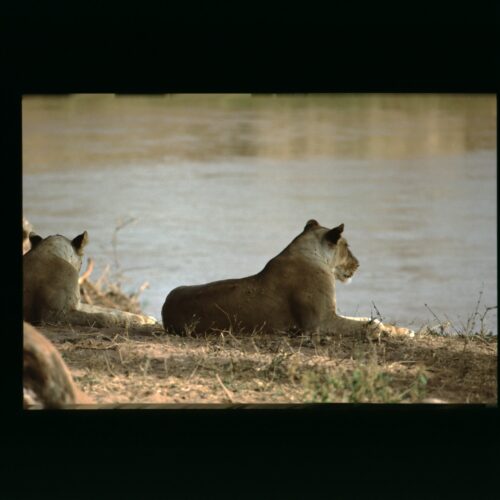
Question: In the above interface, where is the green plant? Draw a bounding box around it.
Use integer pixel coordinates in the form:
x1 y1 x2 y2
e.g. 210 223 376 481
302 364 428 403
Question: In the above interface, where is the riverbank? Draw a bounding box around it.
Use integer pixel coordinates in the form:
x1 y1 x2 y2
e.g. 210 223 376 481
19 267 491 405
35 320 496 406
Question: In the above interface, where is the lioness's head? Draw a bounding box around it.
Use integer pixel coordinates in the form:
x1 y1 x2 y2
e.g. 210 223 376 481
27 231 89 272
300 219 359 283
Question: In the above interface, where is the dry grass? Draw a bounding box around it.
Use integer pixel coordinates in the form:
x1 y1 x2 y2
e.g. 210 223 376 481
33 225 497 405
79 260 147 316
34 318 497 405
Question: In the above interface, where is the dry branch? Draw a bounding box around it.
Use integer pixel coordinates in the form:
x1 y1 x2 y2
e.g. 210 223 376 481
216 374 234 403
78 258 94 285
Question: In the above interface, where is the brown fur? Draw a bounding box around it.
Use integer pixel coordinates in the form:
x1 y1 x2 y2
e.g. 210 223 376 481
22 218 33 255
23 322 92 408
162 220 414 339
23 231 157 328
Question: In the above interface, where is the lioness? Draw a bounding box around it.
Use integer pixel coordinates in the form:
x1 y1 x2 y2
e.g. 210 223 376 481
162 220 414 339
23 230 157 329
23 322 92 408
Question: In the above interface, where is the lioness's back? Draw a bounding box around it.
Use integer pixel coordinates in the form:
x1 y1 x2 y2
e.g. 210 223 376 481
23 229 158 329
23 251 80 323
162 274 294 334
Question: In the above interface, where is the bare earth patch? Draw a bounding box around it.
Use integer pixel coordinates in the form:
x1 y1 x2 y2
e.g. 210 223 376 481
34 322 497 406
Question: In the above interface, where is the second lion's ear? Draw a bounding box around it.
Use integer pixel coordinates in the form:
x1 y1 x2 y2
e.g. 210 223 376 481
71 231 89 253
28 232 43 249
324 223 344 244
304 219 319 231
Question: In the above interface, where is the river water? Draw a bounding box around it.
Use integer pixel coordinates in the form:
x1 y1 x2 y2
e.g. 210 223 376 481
22 94 497 334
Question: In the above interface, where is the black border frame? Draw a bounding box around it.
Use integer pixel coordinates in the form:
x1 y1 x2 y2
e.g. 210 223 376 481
3 8 498 492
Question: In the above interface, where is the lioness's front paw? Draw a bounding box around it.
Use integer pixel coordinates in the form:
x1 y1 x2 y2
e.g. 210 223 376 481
382 324 415 338
133 315 158 326
401 327 415 338
366 320 414 340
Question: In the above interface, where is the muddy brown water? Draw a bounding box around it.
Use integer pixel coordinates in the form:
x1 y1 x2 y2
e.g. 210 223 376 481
22 94 497 333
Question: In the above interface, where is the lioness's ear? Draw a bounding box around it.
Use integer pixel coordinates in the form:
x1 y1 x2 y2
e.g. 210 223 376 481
325 223 344 244
304 219 319 231
71 231 89 253
28 232 43 249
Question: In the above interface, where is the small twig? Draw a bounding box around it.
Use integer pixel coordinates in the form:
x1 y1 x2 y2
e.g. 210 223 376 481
67 331 107 338
479 305 497 335
227 330 242 347
95 264 111 290
80 286 94 305
74 343 119 351
130 281 150 299
141 358 150 377
424 303 443 324
465 289 484 334
81 280 122 309
78 258 94 285
214 303 234 332
188 361 202 381
115 216 137 232
112 216 137 276
443 313 459 335
371 301 383 321
251 338 260 354
297 335 305 354
103 352 115 375
216 374 234 403
477 343 496 352
456 317 468 333
282 338 295 354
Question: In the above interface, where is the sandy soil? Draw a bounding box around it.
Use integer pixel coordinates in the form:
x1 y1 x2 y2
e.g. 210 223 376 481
33 320 497 406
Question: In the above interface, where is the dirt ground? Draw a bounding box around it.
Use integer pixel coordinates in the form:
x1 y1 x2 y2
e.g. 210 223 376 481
34 319 497 406
24 267 497 406
23 231 497 406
